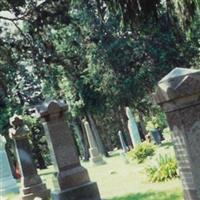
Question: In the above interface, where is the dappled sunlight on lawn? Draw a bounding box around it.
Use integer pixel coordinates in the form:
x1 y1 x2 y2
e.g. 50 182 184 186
5 144 183 200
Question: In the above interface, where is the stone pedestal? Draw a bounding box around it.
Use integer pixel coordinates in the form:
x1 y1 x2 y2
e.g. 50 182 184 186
154 68 200 200
9 115 50 200
37 101 101 200
0 135 19 195
126 107 141 147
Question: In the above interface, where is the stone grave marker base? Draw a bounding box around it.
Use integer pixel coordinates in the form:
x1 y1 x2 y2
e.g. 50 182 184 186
21 182 50 200
52 182 101 200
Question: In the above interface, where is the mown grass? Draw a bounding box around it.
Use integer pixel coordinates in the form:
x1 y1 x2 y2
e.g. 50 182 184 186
5 141 183 200
111 191 182 200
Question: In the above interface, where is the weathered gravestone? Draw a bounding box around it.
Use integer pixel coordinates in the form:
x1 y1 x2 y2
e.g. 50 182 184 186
37 101 101 200
9 115 50 200
118 130 128 153
154 67 200 200
126 107 141 147
0 135 19 195
83 120 105 165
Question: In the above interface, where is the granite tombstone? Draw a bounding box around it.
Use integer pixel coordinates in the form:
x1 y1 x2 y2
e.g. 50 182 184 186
154 67 200 200
9 115 50 200
37 101 101 200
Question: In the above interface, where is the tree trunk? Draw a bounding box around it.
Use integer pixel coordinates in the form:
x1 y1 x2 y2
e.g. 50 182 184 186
139 113 147 136
33 146 46 169
72 119 87 160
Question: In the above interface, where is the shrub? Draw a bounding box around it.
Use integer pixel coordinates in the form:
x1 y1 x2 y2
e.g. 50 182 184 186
146 112 167 132
127 142 155 163
146 154 178 182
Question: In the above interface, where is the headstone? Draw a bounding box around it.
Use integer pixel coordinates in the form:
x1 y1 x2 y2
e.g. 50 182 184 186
118 130 128 153
83 120 105 165
0 135 19 195
9 115 50 200
125 107 141 147
154 67 200 200
150 128 161 145
37 101 101 200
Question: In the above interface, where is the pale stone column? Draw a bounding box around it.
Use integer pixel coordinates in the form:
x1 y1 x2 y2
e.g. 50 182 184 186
9 115 50 200
37 101 101 200
118 130 128 153
154 68 200 200
0 135 19 195
83 120 105 165
126 107 141 147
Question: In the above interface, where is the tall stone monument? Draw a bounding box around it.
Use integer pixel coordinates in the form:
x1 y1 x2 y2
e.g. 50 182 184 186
154 67 200 200
37 101 101 200
83 120 105 165
9 115 50 200
0 135 19 195
126 107 141 147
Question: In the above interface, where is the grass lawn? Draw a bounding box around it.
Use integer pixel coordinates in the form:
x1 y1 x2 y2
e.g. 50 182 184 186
4 141 184 200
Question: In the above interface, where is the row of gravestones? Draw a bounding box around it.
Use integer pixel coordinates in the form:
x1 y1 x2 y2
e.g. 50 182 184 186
0 101 141 200
120 67 200 200
1 101 102 200
2 68 200 200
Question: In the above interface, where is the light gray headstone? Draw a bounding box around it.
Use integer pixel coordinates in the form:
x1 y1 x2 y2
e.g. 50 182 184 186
0 135 19 195
126 107 141 147
83 120 105 165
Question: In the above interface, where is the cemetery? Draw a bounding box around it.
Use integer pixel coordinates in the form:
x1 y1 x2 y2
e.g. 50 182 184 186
1 1 200 200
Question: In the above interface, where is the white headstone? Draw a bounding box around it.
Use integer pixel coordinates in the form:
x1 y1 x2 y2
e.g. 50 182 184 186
126 107 141 147
0 135 19 196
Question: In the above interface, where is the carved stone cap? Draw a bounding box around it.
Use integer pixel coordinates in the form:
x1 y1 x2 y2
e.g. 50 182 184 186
9 115 30 139
36 100 67 119
154 68 200 104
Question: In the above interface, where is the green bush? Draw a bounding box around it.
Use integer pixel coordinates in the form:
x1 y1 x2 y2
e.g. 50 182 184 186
146 154 178 182
127 142 155 163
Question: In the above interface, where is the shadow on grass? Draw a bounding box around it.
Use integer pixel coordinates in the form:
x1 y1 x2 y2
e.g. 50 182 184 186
110 191 182 200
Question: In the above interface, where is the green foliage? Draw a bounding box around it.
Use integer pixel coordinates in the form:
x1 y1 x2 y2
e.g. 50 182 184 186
161 127 174 141
0 0 200 155
127 142 155 163
0 106 12 135
146 112 167 131
146 154 178 182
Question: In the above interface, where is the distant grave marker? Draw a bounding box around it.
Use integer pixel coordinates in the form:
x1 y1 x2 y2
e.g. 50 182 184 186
83 120 105 165
126 107 141 147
